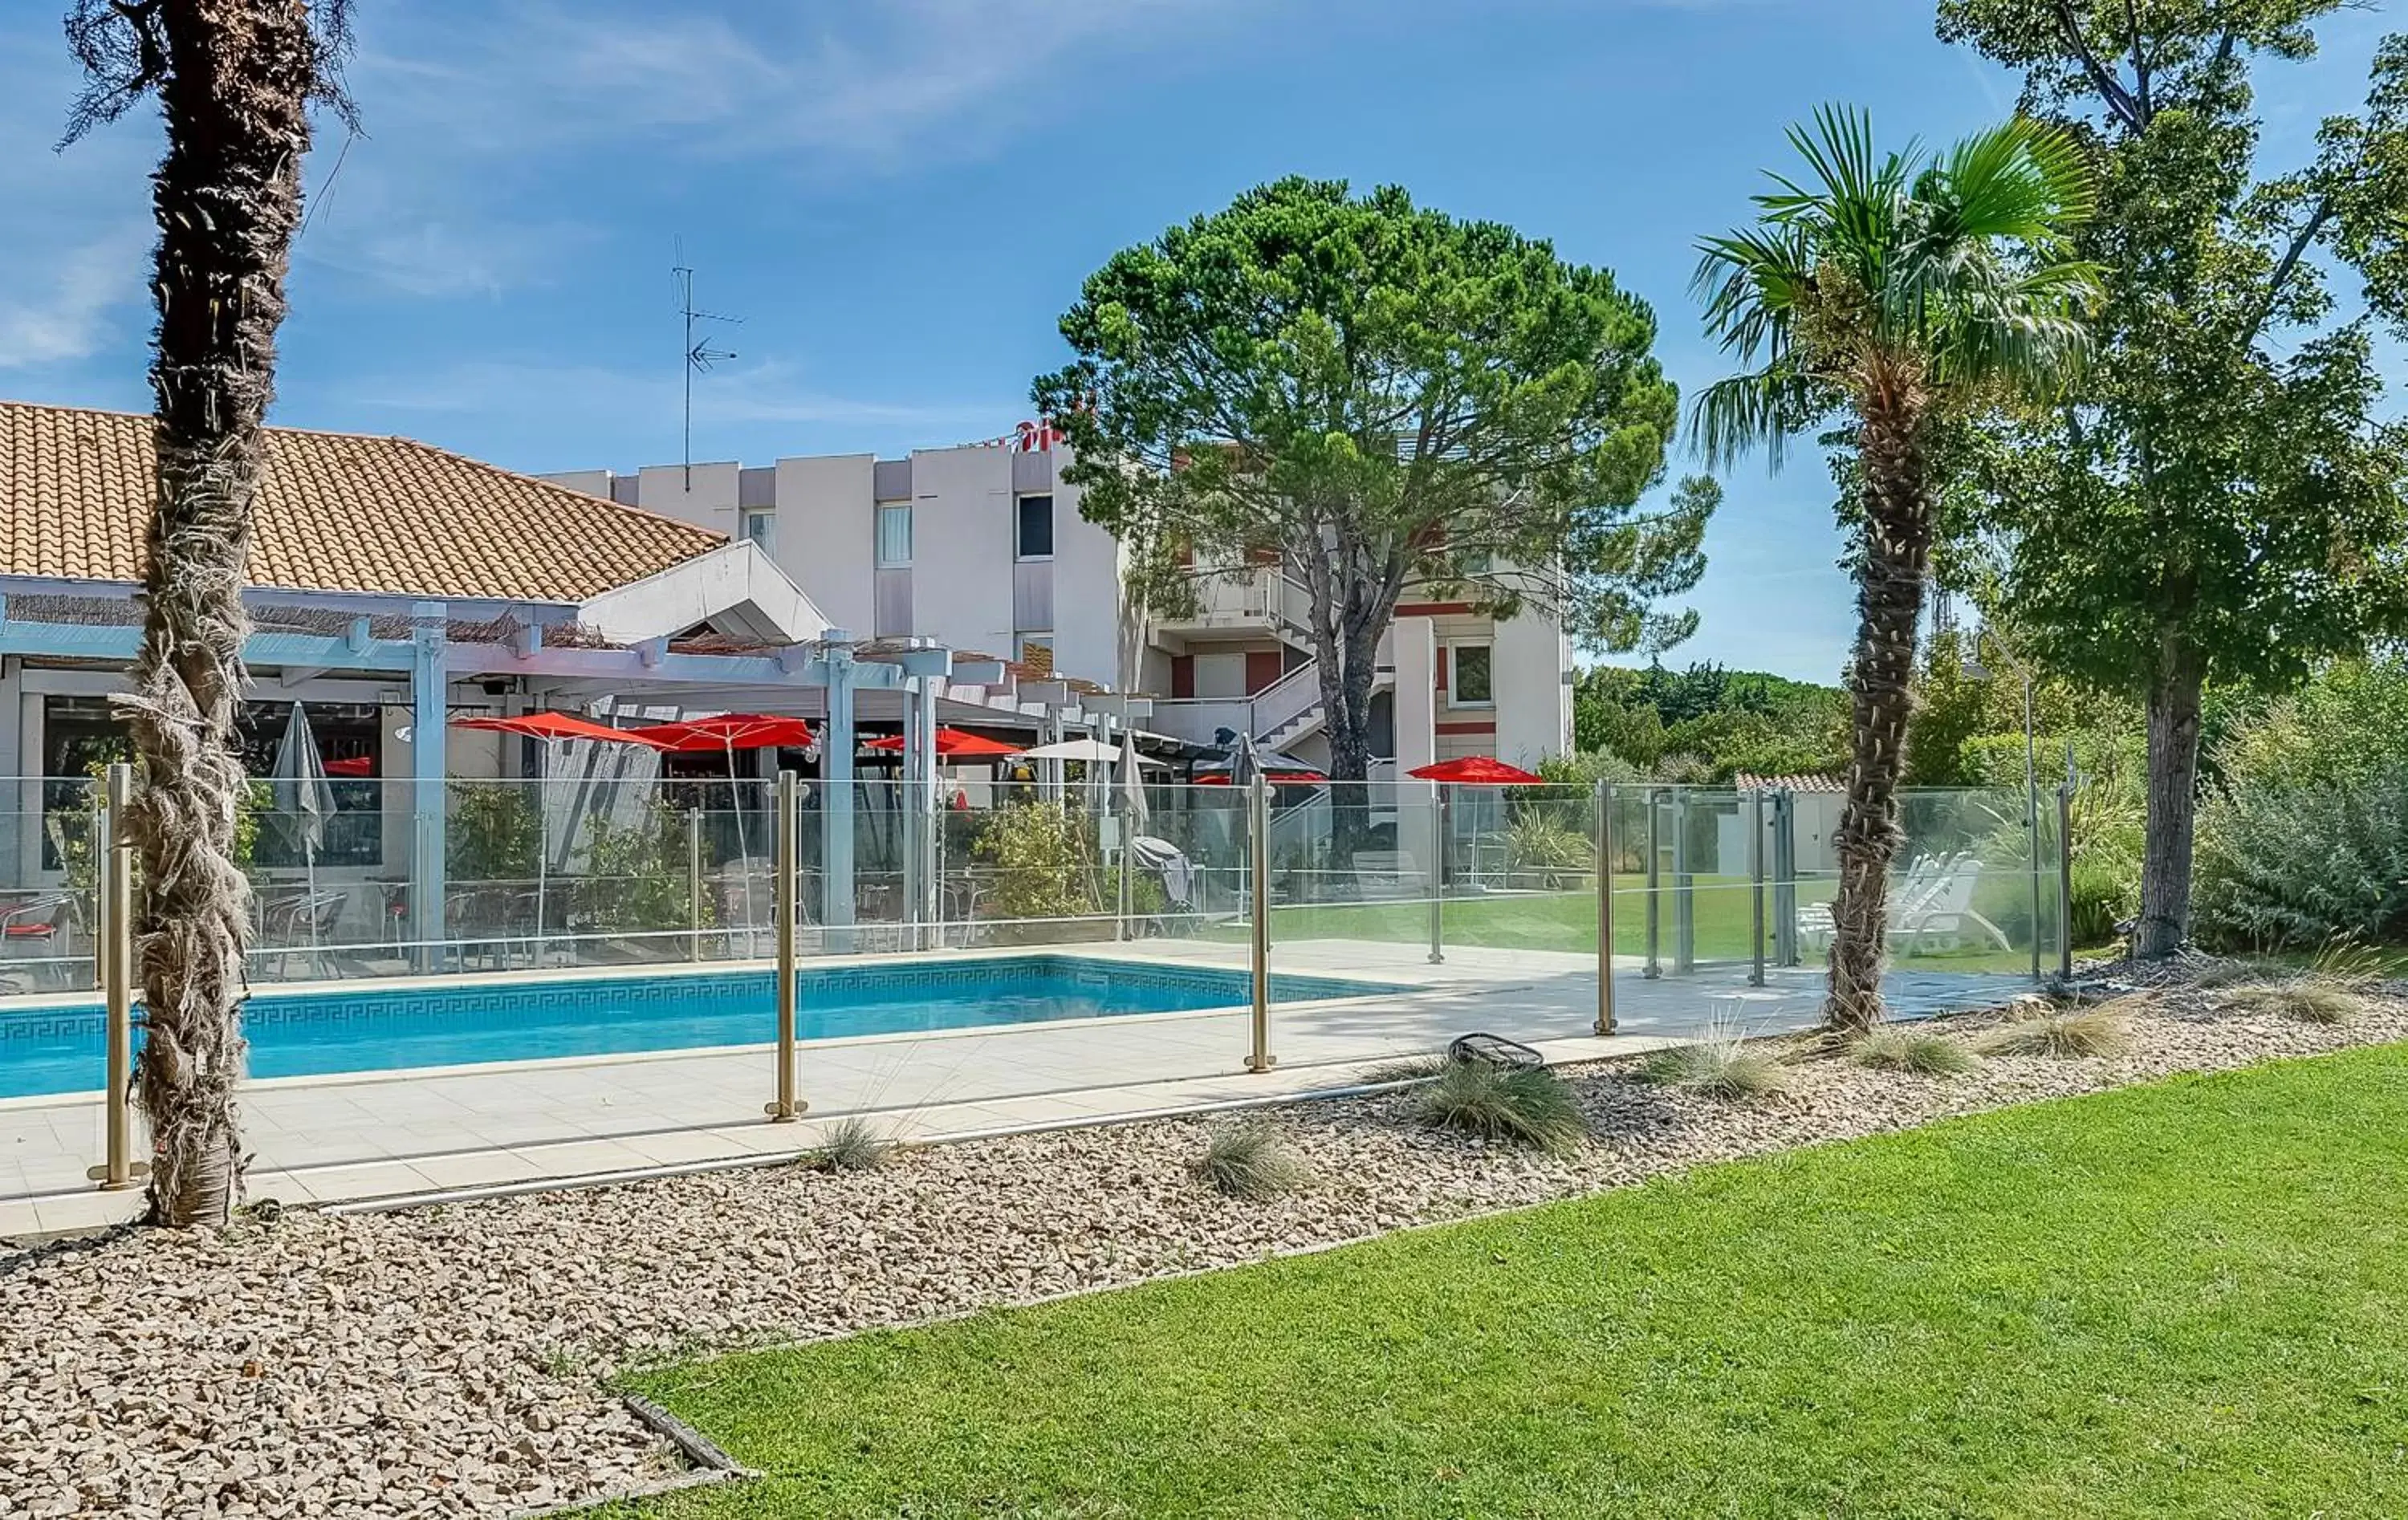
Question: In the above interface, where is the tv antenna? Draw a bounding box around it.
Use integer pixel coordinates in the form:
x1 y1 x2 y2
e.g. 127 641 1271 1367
673 239 740 487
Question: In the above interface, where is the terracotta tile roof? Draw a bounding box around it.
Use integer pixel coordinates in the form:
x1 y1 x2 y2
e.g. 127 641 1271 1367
1735 772 1849 794
0 400 726 603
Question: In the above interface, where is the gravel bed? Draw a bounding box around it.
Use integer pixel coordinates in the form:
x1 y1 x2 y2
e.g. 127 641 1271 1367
6 970 2406 1518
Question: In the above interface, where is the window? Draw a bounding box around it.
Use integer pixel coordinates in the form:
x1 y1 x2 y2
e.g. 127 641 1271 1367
1015 494 1054 559
40 696 388 869
876 503 913 567
1458 548 1494 576
1448 644 1494 707
742 510 775 550
1017 634 1055 675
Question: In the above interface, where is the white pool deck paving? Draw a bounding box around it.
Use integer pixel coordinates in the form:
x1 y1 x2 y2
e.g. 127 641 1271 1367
0 938 2028 1240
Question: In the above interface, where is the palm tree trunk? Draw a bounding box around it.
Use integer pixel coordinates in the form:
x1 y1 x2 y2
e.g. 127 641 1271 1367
2133 636 2205 960
1825 397 1934 1034
123 1 319 1226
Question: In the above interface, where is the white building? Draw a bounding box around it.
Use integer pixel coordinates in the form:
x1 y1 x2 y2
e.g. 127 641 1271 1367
544 441 1574 778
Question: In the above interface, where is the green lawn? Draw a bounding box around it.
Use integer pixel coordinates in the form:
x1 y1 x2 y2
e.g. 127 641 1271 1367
1214 876 2052 973
601 1044 2408 1518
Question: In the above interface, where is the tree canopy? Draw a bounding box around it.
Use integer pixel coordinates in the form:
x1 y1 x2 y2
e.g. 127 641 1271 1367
1938 0 2408 956
1034 177 1703 781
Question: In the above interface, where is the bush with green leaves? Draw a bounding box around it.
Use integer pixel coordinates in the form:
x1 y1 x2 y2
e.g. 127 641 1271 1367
581 810 710 936
2194 660 2408 953
974 803 1103 929
447 782 540 883
1504 812 1590 888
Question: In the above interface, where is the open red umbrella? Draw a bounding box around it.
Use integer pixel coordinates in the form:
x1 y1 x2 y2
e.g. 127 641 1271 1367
452 713 673 965
1409 756 1543 784
627 713 816 753
860 726 1025 760
456 712 676 749
623 716 818 937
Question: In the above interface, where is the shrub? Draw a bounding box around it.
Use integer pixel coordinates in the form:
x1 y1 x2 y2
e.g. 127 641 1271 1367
581 810 710 936
1505 813 1591 888
2218 979 2365 1026
1852 1026 1982 1076
2194 660 2408 953
1411 1062 1586 1153
1635 1033 1792 1099
1972 1007 2131 1059
813 1116 893 1173
1192 1122 1313 1199
974 803 1104 931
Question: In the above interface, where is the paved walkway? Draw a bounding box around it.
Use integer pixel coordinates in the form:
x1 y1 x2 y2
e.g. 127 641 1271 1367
0 939 2026 1238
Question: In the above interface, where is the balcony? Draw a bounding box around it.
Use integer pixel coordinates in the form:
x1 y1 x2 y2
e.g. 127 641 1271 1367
1151 567 1314 646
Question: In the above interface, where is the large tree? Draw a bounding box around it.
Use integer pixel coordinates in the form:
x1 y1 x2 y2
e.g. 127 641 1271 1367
1693 108 2100 1031
1035 178 1705 797
1938 2 2408 959
64 0 353 1225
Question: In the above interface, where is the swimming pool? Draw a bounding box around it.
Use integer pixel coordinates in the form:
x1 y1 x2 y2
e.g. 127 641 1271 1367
0 957 1389 1099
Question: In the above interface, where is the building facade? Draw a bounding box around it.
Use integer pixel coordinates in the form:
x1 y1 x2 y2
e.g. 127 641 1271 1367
544 441 1575 777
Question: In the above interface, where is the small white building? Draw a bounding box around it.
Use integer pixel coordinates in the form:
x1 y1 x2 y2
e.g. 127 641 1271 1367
545 440 1574 779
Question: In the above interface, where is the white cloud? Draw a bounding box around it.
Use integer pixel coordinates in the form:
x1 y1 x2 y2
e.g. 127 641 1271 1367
348 0 1248 172
0 226 149 372
0 33 155 376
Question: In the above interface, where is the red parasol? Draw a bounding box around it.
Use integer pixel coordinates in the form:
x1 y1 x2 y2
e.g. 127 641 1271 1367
626 713 816 753
1192 768 1326 786
455 711 675 749
323 755 375 778
860 727 1025 760
1408 756 1544 785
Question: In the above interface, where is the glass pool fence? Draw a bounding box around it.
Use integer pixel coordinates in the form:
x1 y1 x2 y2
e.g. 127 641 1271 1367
0 774 2069 995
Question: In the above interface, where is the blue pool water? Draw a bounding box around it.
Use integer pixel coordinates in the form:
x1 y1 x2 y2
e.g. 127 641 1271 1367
0 957 1387 1099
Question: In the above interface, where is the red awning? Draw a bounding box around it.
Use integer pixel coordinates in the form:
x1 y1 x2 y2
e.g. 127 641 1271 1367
1409 756 1544 785
860 727 1026 759
454 712 673 748
624 714 818 753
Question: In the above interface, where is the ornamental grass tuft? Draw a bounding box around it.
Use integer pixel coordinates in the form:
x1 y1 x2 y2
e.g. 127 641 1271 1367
1852 1026 1983 1077
1411 1061 1587 1153
1192 1122 1316 1200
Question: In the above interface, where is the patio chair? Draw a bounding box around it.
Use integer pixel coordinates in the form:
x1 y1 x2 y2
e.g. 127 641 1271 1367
260 888 348 980
1795 851 1967 952
1349 850 1423 901
0 892 76 990
1893 860 2011 953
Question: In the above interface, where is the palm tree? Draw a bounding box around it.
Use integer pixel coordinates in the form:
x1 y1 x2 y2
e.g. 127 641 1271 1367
1692 108 2098 1034
64 0 355 1225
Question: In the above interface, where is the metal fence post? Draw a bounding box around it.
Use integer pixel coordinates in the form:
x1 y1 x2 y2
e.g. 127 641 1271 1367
89 764 143 1190
1246 774 1275 1073
1595 779 1616 1036
1643 788 1663 979
766 771 803 1122
1748 788 1767 988
686 806 704 962
1427 781 1446 966
1671 790 1695 976
1771 789 1799 967
2057 773 2076 981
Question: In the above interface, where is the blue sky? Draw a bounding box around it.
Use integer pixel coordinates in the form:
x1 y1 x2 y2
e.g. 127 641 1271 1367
0 0 2396 681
